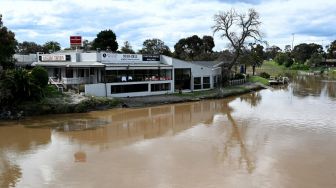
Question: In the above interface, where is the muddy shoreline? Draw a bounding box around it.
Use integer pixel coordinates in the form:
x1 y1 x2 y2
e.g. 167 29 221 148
0 83 265 121
120 83 265 108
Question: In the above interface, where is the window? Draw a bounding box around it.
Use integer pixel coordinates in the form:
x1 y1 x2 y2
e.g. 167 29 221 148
78 69 85 77
194 77 201 90
174 69 191 90
105 70 118 82
65 68 73 78
151 83 170 92
159 69 172 80
111 84 148 94
213 76 217 87
90 68 95 75
203 77 210 89
105 69 170 83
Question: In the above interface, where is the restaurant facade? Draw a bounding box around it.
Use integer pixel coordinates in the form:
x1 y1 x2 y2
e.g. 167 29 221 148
32 51 222 97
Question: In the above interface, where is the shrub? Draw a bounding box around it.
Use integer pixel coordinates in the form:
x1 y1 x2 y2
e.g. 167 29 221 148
31 66 49 88
290 63 309 70
259 72 270 79
233 73 245 80
284 59 294 67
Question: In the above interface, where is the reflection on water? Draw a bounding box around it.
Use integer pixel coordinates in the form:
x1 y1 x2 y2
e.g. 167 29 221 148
0 75 336 187
292 75 336 98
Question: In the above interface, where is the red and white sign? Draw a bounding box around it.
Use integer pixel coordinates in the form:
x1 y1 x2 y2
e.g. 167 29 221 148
41 55 66 61
70 36 82 46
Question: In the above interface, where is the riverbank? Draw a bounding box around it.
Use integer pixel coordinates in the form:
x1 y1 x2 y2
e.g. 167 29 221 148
0 82 265 120
120 82 265 108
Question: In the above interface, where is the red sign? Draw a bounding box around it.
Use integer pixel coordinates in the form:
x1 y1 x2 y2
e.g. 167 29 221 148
70 36 82 45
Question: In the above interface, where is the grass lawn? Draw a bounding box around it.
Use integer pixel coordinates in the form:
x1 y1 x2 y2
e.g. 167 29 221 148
248 76 270 86
248 60 296 76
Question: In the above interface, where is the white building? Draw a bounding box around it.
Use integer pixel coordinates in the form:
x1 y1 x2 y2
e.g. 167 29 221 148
32 51 223 97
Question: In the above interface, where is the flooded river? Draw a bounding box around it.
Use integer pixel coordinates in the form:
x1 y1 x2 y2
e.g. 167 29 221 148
1 75 336 188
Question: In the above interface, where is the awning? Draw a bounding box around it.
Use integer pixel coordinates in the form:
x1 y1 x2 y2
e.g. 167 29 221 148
32 61 105 68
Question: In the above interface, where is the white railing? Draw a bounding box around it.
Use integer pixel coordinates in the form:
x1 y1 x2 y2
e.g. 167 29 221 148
229 78 246 86
49 77 64 92
62 77 92 85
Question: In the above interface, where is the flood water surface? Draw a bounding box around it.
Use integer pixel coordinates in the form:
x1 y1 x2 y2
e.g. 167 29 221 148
1 75 336 188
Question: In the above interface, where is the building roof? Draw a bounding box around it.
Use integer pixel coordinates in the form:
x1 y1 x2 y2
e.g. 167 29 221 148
32 61 105 67
189 61 223 68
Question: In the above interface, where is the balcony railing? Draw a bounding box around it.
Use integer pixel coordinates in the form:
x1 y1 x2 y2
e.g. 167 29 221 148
62 76 94 85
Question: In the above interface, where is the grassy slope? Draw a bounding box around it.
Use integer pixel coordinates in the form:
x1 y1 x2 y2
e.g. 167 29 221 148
248 76 270 86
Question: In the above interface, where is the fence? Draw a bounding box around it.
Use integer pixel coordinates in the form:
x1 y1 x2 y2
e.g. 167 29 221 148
229 78 246 86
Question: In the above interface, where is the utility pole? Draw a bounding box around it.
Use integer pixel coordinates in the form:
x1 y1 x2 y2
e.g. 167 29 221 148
291 33 295 51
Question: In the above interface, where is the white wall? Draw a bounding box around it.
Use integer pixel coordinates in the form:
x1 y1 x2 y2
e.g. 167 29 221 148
85 83 106 97
171 58 221 90
80 53 98 62
85 80 174 97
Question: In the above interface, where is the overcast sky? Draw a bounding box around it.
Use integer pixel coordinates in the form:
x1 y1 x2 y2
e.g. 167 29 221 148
1 0 336 51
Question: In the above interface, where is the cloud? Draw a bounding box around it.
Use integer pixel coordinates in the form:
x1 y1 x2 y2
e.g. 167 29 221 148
0 0 336 51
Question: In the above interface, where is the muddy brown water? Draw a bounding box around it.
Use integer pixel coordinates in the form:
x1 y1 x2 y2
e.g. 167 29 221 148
1 75 336 188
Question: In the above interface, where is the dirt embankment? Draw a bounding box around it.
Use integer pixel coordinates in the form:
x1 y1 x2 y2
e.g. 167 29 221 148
0 83 265 120
120 83 265 108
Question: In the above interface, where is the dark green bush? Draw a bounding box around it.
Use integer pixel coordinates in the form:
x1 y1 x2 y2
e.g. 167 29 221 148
233 73 245 80
31 66 49 88
259 72 270 79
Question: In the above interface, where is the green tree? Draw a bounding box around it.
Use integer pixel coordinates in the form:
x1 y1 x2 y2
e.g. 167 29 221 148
174 35 216 60
274 52 293 67
327 40 336 58
265 45 281 60
0 14 17 69
201 35 215 54
139 38 171 55
92 29 118 51
31 66 49 88
120 41 135 54
307 52 323 67
82 40 93 51
17 41 44 54
292 43 323 63
239 44 264 75
0 69 41 105
174 35 203 60
43 41 61 53
250 44 264 75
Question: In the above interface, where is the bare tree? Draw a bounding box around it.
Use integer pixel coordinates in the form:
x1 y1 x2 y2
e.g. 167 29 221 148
212 9 262 83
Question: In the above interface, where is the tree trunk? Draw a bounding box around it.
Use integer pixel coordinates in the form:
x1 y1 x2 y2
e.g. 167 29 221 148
252 65 256 76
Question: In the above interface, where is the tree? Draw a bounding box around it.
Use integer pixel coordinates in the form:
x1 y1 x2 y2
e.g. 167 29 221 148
31 66 49 88
120 41 135 54
0 14 17 69
327 40 336 58
307 52 323 67
250 44 264 75
202 35 215 54
139 38 171 56
82 40 93 51
174 35 203 60
92 29 118 51
274 52 293 67
284 45 292 53
0 67 48 106
17 41 44 54
174 35 215 60
212 9 262 83
239 44 264 75
43 41 61 53
265 45 281 60
292 43 323 63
